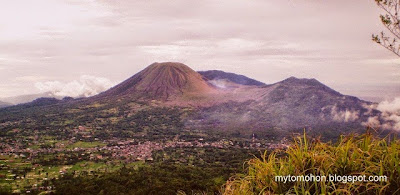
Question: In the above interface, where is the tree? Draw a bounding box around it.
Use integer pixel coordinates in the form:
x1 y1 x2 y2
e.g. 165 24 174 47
372 0 400 57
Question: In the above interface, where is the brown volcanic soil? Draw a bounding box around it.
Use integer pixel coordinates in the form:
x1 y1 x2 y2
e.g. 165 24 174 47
98 62 217 101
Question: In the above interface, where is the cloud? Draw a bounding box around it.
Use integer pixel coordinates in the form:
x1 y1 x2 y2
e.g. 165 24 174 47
140 38 305 57
363 98 400 131
35 75 115 97
377 98 400 113
364 116 381 127
331 105 359 122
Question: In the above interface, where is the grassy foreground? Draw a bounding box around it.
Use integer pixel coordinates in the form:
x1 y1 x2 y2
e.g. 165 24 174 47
222 132 400 195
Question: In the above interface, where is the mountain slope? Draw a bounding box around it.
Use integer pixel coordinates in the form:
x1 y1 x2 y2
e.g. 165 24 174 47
189 77 378 138
257 77 374 127
0 101 12 108
0 92 62 105
98 62 216 100
198 70 265 87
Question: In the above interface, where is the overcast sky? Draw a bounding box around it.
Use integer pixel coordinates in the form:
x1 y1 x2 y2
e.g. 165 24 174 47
1 0 399 102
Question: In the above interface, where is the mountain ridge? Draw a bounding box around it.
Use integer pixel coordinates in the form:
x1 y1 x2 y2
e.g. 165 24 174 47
198 70 265 87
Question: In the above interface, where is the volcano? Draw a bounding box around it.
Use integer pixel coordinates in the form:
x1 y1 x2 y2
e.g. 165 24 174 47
1 62 386 138
98 62 216 100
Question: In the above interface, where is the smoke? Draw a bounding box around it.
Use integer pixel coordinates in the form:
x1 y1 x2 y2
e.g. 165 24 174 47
208 79 228 89
208 79 242 89
363 98 400 131
35 75 115 97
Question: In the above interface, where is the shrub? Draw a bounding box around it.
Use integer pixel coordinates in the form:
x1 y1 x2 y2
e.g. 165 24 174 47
223 132 400 195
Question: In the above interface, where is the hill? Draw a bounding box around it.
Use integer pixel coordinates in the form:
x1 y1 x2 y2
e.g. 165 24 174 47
0 92 62 105
189 76 377 138
198 70 265 87
0 101 12 108
98 62 216 100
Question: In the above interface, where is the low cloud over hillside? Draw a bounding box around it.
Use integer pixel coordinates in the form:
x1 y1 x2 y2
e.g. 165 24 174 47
35 75 115 98
363 98 400 131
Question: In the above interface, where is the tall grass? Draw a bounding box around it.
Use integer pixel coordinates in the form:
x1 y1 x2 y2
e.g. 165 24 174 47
222 131 400 195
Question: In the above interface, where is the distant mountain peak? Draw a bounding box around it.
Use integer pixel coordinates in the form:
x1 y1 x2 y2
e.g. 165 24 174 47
198 70 265 86
281 76 318 84
276 76 342 97
280 77 331 88
98 62 215 100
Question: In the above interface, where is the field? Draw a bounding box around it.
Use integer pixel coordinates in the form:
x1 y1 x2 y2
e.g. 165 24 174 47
66 141 106 149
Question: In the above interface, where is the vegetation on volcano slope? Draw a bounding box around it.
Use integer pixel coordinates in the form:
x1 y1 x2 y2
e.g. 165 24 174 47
0 101 191 141
223 132 399 195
